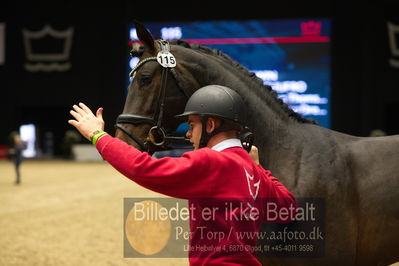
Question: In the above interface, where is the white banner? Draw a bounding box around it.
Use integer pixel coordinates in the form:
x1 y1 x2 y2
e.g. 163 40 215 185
0 23 5 65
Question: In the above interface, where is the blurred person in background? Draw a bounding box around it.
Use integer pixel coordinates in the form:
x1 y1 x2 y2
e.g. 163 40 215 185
61 129 82 159
8 131 26 185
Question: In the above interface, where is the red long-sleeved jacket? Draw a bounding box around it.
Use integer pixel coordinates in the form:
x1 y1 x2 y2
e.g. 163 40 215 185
96 135 296 265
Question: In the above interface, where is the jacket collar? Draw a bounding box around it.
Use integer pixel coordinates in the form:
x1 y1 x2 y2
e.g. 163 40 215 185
211 138 243 152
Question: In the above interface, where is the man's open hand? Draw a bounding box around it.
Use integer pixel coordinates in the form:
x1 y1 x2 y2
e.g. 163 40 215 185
68 103 105 141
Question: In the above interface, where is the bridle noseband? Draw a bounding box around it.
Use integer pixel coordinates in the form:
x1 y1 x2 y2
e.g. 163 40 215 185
115 40 191 152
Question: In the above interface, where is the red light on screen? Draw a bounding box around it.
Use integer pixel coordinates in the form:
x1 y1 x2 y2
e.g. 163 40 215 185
301 21 322 36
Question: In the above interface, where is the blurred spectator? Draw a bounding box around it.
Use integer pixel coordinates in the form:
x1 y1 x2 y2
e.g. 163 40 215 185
8 131 26 185
61 129 82 159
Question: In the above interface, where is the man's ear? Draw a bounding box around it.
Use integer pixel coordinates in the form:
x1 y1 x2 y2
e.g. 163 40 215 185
206 117 218 133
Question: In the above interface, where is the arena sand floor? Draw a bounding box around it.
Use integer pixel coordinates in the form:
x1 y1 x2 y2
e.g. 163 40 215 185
0 159 187 266
1 159 398 266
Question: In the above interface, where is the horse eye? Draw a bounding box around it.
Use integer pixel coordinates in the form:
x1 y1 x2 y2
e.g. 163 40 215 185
139 76 152 86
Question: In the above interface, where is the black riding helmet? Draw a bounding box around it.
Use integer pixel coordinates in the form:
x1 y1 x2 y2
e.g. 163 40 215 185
176 85 245 123
176 85 252 150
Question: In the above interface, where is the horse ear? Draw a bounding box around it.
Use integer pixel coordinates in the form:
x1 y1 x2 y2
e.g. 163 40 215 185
134 20 156 52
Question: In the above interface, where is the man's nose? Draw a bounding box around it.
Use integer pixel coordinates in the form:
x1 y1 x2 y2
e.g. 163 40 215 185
186 130 191 139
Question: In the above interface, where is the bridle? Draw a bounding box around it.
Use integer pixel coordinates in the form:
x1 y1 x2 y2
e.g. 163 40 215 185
115 40 191 152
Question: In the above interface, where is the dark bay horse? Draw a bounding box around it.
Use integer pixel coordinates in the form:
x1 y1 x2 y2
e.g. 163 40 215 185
115 22 399 266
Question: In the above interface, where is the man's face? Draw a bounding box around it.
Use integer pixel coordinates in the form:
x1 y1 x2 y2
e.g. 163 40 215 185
186 115 202 150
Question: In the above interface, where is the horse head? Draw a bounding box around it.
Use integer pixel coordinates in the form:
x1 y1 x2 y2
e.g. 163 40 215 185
115 21 198 154
115 21 311 155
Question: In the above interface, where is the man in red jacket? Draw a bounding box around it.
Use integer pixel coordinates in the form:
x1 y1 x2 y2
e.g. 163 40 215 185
68 85 296 265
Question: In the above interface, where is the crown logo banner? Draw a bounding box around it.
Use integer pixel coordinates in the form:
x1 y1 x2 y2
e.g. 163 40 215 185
301 21 322 36
22 24 74 72
387 21 399 68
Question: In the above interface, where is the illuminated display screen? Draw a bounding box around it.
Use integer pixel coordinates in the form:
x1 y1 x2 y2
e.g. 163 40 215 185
127 19 331 127
20 124 36 158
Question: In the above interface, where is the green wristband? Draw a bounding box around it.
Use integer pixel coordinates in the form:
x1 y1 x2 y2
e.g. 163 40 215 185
91 131 108 145
90 130 102 141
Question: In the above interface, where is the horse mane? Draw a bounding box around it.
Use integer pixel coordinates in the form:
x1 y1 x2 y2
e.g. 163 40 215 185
130 39 317 124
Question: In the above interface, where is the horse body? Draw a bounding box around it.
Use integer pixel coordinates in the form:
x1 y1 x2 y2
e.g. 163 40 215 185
117 23 399 265
260 124 399 266
349 135 399 266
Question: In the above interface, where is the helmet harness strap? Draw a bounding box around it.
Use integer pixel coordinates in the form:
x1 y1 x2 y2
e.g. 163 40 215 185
198 116 239 149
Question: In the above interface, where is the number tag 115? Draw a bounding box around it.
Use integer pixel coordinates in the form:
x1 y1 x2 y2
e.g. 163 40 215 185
157 51 176 68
